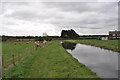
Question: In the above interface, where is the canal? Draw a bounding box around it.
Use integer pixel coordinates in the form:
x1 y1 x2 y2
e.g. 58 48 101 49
61 41 119 78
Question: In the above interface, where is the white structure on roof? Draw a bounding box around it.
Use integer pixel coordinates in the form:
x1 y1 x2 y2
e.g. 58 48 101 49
43 33 48 36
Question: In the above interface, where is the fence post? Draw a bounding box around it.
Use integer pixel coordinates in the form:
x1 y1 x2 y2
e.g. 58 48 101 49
26 48 29 57
35 45 38 51
34 45 35 50
28 48 30 56
12 54 15 66
18 52 20 62
2 55 4 78
31 48 33 54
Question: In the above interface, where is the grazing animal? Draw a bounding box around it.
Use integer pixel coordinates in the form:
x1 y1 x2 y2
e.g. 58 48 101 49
18 42 22 45
26 42 30 44
43 40 47 44
35 41 39 47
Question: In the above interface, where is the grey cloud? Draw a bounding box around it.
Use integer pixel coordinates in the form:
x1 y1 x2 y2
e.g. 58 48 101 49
43 2 92 13
5 11 40 20
4 2 118 26
43 2 118 26
43 2 117 14
1 2 118 35
3 21 18 25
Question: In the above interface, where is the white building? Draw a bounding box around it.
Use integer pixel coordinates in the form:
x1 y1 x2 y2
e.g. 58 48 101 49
101 37 108 40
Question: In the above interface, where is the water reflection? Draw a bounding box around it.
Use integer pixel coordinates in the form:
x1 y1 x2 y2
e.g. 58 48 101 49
61 42 77 50
62 41 119 78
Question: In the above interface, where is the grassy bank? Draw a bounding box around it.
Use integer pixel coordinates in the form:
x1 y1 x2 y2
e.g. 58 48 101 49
64 40 119 52
4 40 99 78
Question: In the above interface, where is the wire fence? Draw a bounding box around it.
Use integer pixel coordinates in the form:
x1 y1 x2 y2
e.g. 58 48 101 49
1 41 52 78
2 46 37 78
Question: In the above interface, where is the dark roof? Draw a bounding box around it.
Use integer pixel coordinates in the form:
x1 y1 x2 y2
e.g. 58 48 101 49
109 31 120 34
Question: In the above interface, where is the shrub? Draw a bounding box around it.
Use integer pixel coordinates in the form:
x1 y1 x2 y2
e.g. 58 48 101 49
45 36 52 41
35 36 44 41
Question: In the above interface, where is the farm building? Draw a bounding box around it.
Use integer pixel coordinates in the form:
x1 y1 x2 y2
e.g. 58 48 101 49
100 37 108 40
109 31 120 40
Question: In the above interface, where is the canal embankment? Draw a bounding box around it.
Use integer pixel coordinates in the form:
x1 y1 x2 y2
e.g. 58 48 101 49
64 40 119 52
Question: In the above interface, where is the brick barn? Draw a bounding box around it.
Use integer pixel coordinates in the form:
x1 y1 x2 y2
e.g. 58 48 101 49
109 31 120 40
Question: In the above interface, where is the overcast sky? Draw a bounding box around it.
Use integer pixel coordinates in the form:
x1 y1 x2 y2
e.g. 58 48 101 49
1 1 118 36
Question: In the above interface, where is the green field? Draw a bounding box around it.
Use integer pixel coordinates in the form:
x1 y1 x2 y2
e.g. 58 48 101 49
3 40 99 78
64 40 119 52
2 41 37 67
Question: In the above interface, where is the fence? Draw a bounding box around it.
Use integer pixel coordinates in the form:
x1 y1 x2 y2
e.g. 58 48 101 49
1 41 52 78
0 54 2 79
1 46 36 77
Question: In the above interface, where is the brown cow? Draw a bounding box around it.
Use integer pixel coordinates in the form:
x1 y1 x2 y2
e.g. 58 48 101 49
18 42 22 45
43 40 47 44
26 41 30 44
35 41 39 47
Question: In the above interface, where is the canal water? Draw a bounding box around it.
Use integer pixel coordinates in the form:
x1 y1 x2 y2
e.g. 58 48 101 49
61 41 119 78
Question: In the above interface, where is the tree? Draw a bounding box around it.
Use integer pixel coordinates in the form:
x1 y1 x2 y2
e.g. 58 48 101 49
45 36 52 41
61 29 79 38
35 36 44 41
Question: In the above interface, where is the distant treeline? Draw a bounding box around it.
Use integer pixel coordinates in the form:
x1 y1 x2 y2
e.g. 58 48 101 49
79 35 108 37
1 35 60 41
79 35 108 39
1 34 109 42
1 29 109 42
34 36 60 41
60 29 108 39
1 35 34 41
